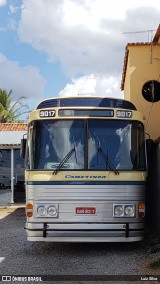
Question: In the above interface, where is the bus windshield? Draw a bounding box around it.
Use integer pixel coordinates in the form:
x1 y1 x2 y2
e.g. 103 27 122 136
27 119 146 171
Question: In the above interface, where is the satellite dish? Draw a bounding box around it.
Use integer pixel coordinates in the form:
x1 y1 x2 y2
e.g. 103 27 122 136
142 80 160 102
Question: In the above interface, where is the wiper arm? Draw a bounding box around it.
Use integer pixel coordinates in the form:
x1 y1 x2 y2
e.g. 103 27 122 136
98 147 119 175
53 147 76 175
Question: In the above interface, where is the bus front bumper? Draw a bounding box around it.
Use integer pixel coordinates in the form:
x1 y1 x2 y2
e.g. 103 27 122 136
25 222 145 242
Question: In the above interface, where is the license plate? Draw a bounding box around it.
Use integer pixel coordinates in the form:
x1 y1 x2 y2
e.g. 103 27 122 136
76 207 96 214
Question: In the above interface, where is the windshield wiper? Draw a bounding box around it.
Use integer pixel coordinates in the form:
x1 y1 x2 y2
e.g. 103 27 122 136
53 147 76 175
97 147 119 175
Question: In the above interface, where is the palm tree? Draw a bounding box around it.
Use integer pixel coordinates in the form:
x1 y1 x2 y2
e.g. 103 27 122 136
0 89 30 122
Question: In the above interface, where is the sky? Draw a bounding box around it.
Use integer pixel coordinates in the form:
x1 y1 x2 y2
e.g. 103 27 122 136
0 0 160 118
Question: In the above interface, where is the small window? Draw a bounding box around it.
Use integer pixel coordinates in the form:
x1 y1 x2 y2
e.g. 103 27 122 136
142 80 160 102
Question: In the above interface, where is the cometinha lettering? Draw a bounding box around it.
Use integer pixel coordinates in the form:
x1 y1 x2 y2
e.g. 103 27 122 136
65 175 107 179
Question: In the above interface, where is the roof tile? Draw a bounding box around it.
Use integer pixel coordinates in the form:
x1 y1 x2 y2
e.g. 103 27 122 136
0 123 27 131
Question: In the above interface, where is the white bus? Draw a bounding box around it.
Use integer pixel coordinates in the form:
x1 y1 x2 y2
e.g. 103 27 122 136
23 96 146 242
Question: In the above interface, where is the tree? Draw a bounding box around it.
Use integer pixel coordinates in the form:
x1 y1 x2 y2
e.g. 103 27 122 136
0 89 30 122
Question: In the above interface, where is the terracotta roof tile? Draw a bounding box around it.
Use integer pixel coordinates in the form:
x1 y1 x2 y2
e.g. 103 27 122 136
121 42 160 90
0 123 27 131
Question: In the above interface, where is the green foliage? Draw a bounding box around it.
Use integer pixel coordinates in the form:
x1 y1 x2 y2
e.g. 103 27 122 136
150 259 160 269
0 89 30 122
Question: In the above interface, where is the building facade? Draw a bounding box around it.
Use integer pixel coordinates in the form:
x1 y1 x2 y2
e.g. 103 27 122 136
121 25 160 140
0 123 27 203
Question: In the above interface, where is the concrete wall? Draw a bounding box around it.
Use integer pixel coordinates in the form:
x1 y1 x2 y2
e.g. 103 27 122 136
124 44 160 140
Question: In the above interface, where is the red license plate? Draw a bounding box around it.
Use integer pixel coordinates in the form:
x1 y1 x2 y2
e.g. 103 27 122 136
76 207 96 214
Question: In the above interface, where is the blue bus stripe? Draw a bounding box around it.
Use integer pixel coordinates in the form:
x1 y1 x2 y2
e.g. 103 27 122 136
27 181 146 185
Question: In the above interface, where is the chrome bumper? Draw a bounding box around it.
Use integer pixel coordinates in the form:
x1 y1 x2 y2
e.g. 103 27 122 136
25 222 145 242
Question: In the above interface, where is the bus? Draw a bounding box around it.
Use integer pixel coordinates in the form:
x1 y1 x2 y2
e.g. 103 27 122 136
23 96 146 242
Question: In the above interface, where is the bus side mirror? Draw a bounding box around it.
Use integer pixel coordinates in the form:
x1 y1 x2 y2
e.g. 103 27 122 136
21 138 27 159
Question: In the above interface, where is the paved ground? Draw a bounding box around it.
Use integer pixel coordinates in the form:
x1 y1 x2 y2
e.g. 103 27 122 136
1 207 160 284
1 189 160 283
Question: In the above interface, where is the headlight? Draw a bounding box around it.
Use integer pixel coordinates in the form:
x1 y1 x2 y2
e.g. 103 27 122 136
113 204 135 218
48 206 57 216
125 206 135 216
114 205 124 217
37 206 47 216
36 204 59 218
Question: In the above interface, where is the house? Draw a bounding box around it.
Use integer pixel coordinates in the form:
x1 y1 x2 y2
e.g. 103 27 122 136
121 25 160 140
0 123 27 203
